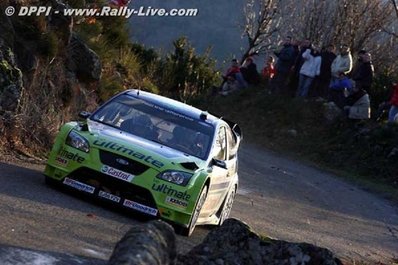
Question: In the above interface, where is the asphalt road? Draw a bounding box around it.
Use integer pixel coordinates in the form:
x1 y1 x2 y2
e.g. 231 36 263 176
0 144 397 264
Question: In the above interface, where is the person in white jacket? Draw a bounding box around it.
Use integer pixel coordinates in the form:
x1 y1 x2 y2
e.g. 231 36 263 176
296 47 322 97
330 44 353 83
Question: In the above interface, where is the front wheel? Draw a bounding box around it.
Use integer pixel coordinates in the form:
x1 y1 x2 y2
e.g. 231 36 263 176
181 185 208 236
218 186 236 226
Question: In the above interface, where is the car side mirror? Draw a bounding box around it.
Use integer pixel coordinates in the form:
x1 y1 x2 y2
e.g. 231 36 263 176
79 111 91 119
212 158 227 169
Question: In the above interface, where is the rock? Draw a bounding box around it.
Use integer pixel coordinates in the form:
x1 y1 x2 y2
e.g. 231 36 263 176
0 12 15 47
387 147 398 158
177 218 342 265
0 85 22 111
66 33 102 83
48 1 73 45
323 102 342 123
0 43 23 112
287 129 298 138
107 220 176 265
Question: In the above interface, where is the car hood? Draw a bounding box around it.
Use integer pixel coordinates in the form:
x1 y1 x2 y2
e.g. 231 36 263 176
87 120 206 171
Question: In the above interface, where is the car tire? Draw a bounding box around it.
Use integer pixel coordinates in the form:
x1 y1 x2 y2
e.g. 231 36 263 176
181 185 208 236
218 186 236 226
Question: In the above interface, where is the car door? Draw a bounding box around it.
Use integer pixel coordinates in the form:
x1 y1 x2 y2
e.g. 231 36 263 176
201 125 230 216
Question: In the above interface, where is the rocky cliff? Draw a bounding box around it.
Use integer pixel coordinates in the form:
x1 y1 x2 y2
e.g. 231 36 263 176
0 0 101 154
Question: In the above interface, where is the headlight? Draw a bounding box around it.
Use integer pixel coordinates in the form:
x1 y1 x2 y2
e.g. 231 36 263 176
157 171 193 186
66 130 90 153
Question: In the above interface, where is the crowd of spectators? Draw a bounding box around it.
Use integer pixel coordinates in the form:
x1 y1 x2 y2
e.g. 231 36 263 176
217 36 398 123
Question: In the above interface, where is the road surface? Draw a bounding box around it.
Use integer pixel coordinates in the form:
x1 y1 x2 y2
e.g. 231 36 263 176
0 144 397 264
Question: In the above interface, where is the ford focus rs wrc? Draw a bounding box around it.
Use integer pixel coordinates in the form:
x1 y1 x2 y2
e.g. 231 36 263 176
44 90 242 235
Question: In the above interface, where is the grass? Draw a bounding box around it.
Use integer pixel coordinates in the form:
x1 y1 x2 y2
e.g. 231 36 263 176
196 86 398 203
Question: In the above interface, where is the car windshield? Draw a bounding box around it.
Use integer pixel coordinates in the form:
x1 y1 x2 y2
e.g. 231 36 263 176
91 94 214 160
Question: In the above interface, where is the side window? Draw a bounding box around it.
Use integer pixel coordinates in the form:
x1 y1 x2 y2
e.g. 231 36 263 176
226 127 237 160
214 127 227 161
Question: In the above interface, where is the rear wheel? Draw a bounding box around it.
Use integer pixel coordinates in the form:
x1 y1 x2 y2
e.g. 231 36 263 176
181 185 208 236
218 186 236 226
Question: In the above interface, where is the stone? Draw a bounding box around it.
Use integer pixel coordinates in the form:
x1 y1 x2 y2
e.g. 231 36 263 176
323 102 342 123
66 33 102 83
107 220 176 265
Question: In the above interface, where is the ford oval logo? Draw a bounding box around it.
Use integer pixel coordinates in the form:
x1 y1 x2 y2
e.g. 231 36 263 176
116 158 129 166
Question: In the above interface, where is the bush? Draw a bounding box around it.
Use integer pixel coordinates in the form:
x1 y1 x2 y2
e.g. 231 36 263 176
155 37 219 100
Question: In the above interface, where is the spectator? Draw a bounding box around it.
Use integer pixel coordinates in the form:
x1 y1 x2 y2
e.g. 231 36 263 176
220 75 240 96
240 57 260 85
329 73 353 108
317 44 336 97
221 59 247 89
330 44 353 85
388 82 398 123
343 82 371 120
262 56 276 82
352 52 374 91
288 39 309 96
271 36 296 94
296 46 322 97
293 39 312 76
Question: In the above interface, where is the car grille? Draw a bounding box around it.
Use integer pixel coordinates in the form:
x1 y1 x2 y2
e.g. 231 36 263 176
69 167 157 209
99 150 149 176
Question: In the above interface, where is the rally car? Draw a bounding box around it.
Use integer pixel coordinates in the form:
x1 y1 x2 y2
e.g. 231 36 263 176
44 89 242 235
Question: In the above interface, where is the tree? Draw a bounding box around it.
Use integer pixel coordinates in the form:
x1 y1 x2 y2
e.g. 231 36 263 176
242 0 281 62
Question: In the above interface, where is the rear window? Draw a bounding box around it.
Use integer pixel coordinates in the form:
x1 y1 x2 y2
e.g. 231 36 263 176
91 94 214 159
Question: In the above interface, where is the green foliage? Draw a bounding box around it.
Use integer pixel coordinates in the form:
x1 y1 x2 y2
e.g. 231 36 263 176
156 37 219 100
370 72 397 108
130 43 159 73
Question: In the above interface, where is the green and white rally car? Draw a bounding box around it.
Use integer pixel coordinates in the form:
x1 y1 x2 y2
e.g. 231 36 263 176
44 90 242 235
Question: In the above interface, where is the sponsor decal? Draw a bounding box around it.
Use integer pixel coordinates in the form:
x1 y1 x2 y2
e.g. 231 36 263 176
63 178 95 194
93 140 164 168
55 156 68 166
152 183 191 201
123 199 158 216
165 196 188 208
98 190 121 203
101 165 134 182
58 149 85 163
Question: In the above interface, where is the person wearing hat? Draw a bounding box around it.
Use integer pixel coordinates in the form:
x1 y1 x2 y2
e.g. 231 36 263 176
352 51 374 91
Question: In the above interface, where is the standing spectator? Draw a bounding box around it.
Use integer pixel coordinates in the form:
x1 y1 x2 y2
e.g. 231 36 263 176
240 57 260 85
293 39 312 76
288 39 307 96
388 82 398 123
330 44 353 85
271 36 296 95
296 46 322 97
352 52 374 91
262 56 275 82
317 44 336 98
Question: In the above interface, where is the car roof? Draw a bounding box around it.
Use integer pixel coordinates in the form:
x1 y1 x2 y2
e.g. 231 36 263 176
124 89 221 125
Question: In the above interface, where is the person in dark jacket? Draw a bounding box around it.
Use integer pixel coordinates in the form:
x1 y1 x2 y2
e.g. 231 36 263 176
317 44 336 98
352 52 374 91
270 36 296 95
240 57 260 85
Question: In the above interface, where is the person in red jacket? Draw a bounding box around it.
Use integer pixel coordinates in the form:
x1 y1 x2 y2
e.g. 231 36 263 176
262 56 276 81
388 82 398 122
